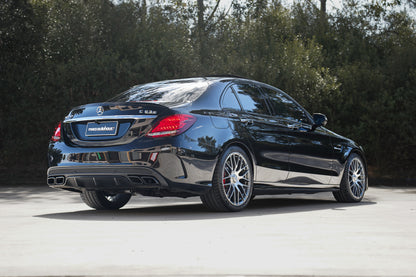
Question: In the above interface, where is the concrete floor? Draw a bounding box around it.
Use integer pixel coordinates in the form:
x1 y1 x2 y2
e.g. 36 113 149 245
0 185 415 277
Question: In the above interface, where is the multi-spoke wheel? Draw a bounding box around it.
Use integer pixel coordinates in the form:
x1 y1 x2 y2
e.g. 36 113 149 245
201 146 253 212
222 152 252 206
81 190 131 210
333 153 367 202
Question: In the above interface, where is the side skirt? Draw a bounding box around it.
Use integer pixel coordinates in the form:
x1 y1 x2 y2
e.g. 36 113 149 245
253 184 338 196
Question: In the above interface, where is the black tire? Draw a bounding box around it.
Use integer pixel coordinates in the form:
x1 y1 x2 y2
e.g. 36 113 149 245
80 190 131 210
201 146 253 212
333 153 367 202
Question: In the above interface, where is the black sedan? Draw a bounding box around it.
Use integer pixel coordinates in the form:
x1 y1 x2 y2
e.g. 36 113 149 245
47 77 368 211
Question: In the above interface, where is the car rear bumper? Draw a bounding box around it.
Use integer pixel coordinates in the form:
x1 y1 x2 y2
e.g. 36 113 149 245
47 165 211 197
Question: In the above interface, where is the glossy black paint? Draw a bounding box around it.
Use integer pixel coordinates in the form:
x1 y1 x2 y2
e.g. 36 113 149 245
47 77 367 197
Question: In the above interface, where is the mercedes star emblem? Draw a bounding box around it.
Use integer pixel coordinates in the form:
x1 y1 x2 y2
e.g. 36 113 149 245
96 106 104 116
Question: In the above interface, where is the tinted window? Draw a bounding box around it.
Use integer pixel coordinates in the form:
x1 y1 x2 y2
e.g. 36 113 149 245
108 79 212 105
232 83 269 115
261 86 310 123
221 87 242 110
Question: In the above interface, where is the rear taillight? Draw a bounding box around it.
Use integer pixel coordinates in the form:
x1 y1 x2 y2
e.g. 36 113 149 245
51 122 61 142
147 114 196 138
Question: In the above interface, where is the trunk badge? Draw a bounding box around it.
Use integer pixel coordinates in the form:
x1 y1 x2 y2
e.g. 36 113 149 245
96 106 104 115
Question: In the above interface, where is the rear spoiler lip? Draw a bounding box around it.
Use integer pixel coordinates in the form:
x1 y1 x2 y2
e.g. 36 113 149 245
63 115 157 123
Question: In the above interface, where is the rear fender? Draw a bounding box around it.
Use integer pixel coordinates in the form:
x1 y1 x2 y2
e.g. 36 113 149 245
218 140 257 180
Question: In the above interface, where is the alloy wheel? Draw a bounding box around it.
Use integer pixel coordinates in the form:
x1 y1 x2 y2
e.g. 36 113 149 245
222 152 251 206
348 157 366 198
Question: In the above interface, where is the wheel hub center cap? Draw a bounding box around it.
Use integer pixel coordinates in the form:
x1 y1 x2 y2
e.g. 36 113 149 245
352 173 358 183
230 173 238 184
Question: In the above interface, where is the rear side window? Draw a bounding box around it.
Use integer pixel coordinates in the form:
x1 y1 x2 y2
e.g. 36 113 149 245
221 87 242 110
232 83 269 115
261 86 310 123
109 79 212 105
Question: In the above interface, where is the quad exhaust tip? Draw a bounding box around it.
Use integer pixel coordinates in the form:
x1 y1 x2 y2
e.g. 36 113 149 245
48 176 66 186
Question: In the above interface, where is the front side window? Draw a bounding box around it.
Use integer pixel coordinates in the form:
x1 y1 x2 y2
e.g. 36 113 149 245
232 83 269 115
261 86 310 123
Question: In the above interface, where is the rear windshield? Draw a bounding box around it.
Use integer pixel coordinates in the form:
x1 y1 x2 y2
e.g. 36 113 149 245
109 79 211 105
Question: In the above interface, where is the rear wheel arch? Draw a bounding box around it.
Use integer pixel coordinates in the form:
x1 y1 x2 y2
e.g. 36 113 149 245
220 141 256 180
201 145 254 211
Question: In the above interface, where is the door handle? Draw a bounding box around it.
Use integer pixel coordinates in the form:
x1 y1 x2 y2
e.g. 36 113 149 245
240 118 253 125
287 124 300 130
334 145 343 151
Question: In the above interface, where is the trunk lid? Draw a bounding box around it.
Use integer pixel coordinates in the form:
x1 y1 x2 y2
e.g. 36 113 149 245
62 102 170 146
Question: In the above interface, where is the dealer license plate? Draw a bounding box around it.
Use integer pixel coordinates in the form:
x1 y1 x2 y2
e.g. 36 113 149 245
85 121 118 136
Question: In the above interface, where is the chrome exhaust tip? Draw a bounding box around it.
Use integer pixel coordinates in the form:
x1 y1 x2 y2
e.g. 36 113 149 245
55 176 65 185
47 176 66 185
47 177 56 185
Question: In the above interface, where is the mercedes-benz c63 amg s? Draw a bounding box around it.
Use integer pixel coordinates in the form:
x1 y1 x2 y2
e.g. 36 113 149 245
47 77 368 211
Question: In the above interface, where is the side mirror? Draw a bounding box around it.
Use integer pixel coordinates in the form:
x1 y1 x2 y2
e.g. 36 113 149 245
312 113 327 130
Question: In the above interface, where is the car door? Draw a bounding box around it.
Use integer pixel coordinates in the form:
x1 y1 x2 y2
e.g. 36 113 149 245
260 85 334 186
230 82 290 184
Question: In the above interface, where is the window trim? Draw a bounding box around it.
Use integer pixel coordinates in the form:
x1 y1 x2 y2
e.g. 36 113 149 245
219 84 243 111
